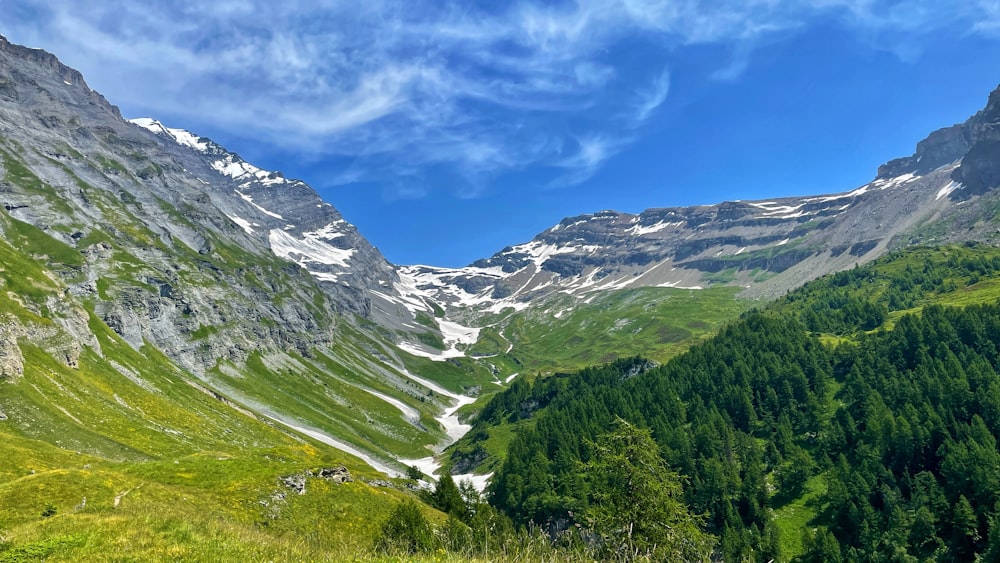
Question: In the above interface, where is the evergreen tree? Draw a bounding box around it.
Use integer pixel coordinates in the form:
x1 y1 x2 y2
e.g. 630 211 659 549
431 472 467 520
583 417 714 562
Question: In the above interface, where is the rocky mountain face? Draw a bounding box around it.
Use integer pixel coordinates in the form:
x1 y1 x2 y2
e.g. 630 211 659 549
403 83 1000 322
0 35 485 473
0 35 405 372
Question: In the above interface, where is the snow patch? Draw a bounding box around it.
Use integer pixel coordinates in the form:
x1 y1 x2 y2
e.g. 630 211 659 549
398 341 464 361
269 228 354 268
309 271 341 282
626 221 682 236
367 390 420 422
509 241 580 266
306 220 347 240
227 214 256 235
655 281 703 289
265 415 401 477
398 369 474 441
936 180 962 200
453 472 493 493
236 191 284 219
130 118 210 152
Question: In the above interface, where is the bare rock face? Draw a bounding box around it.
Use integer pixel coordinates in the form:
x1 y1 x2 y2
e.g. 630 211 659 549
877 82 1000 198
280 473 308 495
0 318 23 378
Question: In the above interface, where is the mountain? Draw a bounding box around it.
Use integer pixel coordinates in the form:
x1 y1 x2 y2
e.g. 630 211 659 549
7 29 1000 559
0 33 516 488
4 27 1000 468
404 85 1000 326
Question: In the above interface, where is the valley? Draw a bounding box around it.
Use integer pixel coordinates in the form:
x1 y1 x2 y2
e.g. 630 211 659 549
3 31 1000 561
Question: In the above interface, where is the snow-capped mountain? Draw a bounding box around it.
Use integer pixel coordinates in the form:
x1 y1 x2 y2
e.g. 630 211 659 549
401 84 1000 319
128 117 400 319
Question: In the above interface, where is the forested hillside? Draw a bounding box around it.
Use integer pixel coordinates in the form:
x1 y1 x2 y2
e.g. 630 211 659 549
475 244 1000 560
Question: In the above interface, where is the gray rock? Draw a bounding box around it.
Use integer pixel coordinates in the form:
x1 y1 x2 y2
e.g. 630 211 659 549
279 473 308 495
317 466 353 484
0 319 23 378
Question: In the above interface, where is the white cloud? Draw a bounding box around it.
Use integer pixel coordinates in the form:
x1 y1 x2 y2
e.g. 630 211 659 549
2 0 998 195
552 135 631 187
631 70 671 124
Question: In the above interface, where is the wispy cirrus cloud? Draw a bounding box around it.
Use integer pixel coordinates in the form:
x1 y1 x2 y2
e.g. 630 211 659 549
2 1 998 196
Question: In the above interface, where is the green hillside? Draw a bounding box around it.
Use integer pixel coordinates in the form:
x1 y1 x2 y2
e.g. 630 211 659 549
471 243 1000 561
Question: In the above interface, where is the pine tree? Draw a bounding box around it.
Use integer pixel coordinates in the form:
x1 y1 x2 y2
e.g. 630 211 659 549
432 472 467 520
583 417 714 562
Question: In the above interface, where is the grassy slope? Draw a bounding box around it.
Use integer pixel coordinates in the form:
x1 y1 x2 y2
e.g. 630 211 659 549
0 266 442 560
0 148 452 560
471 286 752 375
442 286 753 474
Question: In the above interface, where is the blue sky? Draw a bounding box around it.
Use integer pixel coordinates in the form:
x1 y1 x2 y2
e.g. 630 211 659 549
4 1 1000 267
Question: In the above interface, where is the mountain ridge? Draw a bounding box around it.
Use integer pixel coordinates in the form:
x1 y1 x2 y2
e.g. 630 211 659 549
398 83 1000 333
4 31 1000 478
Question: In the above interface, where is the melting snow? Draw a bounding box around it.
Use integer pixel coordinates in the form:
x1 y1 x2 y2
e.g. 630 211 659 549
398 368 475 442
511 241 579 266
399 456 439 478
310 271 341 282
398 341 465 361
265 415 402 477
626 221 683 236
269 228 354 268
306 221 347 239
227 214 256 235
655 281 704 289
397 368 483 488
214 156 258 179
749 201 805 217
367 390 420 422
453 472 493 493
236 191 284 219
397 318 480 362
936 180 962 200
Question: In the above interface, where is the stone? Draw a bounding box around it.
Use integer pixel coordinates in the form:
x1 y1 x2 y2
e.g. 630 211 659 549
317 465 353 484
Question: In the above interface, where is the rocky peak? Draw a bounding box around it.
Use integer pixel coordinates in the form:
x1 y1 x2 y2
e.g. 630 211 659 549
877 125 971 179
0 34 122 120
877 83 1000 197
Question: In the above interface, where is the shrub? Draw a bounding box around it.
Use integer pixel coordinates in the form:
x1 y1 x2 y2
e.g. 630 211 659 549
373 500 438 555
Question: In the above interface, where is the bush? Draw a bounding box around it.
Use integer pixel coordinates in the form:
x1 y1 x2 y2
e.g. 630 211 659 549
373 500 438 555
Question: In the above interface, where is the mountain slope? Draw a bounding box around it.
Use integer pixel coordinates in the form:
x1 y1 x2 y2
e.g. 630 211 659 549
405 83 1000 329
0 34 500 480
474 243 1000 560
